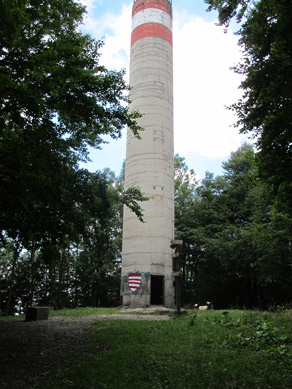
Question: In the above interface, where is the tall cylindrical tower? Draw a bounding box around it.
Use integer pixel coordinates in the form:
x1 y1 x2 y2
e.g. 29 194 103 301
121 0 174 308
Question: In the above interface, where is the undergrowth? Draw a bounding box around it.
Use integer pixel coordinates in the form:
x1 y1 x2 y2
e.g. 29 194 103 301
37 309 292 389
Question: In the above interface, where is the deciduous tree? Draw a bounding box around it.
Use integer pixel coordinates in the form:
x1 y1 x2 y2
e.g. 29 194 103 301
205 0 292 210
0 0 142 248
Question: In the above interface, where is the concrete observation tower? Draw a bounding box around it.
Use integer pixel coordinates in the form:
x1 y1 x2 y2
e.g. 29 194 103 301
121 0 174 307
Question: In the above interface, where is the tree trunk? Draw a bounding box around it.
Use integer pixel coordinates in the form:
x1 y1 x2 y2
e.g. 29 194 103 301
49 263 57 309
195 263 199 303
28 248 36 307
5 241 21 315
57 250 65 310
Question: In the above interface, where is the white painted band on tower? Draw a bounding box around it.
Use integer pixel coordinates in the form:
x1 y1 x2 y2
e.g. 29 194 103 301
132 8 172 32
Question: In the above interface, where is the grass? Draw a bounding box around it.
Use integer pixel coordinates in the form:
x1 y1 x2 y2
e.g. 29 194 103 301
36 308 292 389
48 306 119 317
0 307 119 320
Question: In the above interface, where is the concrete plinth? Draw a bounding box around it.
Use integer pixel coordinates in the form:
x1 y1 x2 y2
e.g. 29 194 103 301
25 306 49 321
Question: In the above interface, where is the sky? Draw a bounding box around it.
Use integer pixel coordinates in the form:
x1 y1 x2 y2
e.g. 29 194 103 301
79 0 248 179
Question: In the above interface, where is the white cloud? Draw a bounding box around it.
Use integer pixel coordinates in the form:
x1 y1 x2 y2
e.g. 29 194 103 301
82 2 132 77
173 14 246 158
80 0 101 13
81 2 247 170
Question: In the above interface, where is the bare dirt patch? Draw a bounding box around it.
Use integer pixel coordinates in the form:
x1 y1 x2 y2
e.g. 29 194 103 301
0 310 172 388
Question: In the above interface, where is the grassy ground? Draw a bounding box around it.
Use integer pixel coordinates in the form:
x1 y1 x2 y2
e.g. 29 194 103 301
36 308 292 389
48 307 119 317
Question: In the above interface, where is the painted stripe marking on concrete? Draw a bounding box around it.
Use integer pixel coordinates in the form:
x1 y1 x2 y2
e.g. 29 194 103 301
128 273 142 291
131 23 172 46
133 0 172 18
132 8 172 32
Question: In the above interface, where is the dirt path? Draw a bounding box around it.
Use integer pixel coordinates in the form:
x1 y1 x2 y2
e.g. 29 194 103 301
0 311 173 388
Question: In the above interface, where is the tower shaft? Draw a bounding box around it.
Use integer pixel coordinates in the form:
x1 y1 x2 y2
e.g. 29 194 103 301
121 0 174 308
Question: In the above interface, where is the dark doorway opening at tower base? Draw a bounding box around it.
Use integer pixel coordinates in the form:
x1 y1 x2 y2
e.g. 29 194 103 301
151 275 164 305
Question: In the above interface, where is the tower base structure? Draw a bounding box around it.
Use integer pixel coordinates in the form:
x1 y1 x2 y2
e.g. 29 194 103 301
121 271 174 308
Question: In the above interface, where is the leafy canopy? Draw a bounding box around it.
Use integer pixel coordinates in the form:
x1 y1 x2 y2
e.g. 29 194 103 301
0 0 144 248
205 0 292 210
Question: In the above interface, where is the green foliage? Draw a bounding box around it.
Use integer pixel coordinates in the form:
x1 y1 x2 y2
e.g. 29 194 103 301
0 0 143 250
0 1 147 314
0 167 147 314
174 155 200 305
219 312 290 356
34 309 292 389
205 0 252 27
175 145 292 309
205 0 292 211
122 186 149 223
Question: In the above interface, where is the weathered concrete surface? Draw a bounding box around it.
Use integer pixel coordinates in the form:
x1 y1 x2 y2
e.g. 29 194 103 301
25 306 49 321
122 0 174 308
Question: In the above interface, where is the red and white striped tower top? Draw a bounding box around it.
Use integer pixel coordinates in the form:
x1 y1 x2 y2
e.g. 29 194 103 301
131 0 173 47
